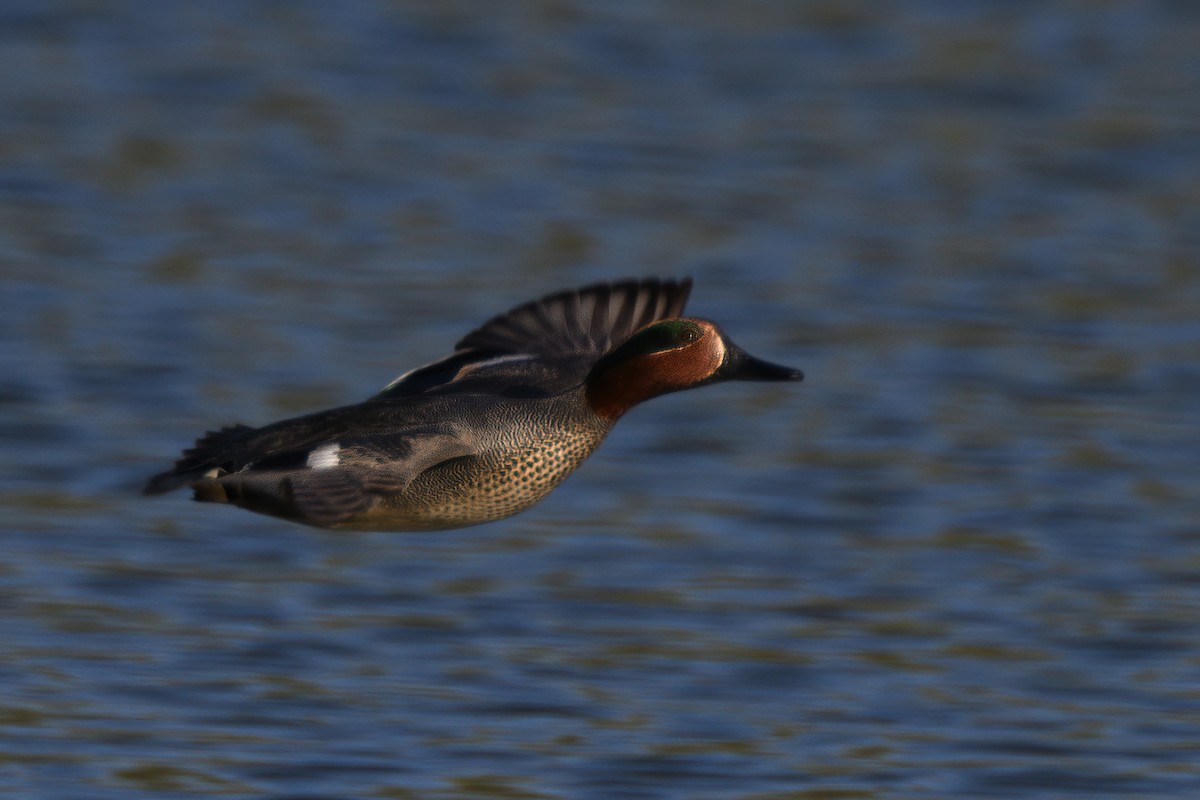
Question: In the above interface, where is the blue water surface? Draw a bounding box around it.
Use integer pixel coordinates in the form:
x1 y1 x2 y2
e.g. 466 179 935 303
2 1 1199 798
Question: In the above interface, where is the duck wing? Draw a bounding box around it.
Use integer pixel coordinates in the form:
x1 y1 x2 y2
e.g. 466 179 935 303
142 399 473 497
222 427 478 527
378 277 692 398
162 424 477 527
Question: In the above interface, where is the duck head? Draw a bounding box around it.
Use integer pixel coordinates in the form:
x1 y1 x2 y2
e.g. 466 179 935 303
586 318 803 420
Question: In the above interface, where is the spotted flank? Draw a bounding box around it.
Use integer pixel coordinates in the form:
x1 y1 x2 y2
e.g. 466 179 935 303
143 278 803 530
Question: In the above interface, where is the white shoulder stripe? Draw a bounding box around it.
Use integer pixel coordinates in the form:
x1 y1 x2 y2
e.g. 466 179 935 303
382 352 539 390
306 443 341 469
454 352 538 377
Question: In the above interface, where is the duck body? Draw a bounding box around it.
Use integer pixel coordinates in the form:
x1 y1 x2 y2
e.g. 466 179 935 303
144 278 802 530
165 390 611 531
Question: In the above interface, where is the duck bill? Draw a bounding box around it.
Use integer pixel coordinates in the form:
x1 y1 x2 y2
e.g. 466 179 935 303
722 343 804 382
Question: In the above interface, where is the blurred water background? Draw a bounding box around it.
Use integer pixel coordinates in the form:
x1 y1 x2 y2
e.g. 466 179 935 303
2 1 1200 798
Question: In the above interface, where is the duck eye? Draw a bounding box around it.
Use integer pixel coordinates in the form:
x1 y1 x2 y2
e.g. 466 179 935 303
612 320 704 360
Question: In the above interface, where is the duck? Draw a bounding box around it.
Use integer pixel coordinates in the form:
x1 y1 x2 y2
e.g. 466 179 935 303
143 277 803 530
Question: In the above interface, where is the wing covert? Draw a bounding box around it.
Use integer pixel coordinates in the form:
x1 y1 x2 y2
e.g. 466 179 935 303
212 427 478 527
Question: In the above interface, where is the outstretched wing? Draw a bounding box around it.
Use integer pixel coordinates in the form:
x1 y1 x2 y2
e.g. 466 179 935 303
378 277 692 398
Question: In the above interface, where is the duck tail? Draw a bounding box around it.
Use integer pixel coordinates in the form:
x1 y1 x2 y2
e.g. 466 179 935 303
142 424 256 495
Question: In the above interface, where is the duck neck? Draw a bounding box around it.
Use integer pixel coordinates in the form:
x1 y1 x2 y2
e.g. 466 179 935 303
586 352 713 421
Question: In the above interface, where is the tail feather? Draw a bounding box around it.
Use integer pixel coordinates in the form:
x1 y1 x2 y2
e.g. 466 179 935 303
142 424 255 495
